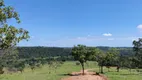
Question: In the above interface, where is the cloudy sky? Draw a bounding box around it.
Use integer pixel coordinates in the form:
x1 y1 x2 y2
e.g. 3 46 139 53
5 0 142 47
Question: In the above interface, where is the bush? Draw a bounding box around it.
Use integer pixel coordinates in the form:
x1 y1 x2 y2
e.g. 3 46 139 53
0 66 4 74
0 71 4 74
76 62 80 65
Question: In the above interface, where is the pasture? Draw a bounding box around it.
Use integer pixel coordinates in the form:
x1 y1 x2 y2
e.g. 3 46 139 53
0 61 141 80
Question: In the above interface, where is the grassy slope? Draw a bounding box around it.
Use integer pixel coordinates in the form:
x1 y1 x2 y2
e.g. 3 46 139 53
0 61 96 80
0 61 142 80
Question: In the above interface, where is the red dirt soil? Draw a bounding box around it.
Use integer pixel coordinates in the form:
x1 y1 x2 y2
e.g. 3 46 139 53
61 69 108 80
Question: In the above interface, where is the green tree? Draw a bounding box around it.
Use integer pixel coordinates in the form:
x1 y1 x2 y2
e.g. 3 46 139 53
0 0 29 49
71 44 96 75
105 48 120 72
14 60 25 73
28 58 37 71
0 0 29 74
133 38 142 68
96 50 106 73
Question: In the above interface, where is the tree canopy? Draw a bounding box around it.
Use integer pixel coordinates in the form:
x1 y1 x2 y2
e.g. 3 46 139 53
0 0 29 49
133 38 142 68
71 44 98 75
0 0 29 74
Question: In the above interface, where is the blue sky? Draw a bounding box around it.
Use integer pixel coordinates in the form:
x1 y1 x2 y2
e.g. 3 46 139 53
5 0 142 47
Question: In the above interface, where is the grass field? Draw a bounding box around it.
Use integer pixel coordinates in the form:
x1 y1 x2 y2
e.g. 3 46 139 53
0 61 142 80
105 69 142 80
90 65 142 80
0 61 96 80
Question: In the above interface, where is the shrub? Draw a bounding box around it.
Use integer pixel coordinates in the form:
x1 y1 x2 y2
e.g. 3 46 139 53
76 62 80 65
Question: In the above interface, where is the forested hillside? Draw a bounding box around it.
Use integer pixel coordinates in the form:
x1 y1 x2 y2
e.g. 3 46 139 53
17 46 134 59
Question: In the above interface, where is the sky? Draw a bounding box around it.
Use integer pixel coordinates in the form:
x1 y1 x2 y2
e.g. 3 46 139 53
4 0 142 47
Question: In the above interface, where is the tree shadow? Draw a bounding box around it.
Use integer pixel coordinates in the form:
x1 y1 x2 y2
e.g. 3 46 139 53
119 73 140 76
58 73 81 76
107 73 139 76
104 71 141 76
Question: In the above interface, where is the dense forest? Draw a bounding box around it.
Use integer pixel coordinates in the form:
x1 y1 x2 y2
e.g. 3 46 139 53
17 46 134 59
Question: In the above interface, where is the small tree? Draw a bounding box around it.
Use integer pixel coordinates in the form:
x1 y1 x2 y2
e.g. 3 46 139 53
71 44 96 75
28 58 37 71
14 60 25 73
105 48 120 72
96 51 106 73
133 38 142 68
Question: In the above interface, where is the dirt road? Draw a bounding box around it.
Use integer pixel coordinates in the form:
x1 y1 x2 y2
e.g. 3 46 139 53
62 69 107 80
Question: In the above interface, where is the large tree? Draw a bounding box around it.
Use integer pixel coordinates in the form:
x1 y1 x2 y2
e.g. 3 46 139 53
0 0 29 73
71 44 96 75
0 0 29 49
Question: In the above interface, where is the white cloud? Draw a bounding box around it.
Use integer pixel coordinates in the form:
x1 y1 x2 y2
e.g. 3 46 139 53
137 24 142 33
137 24 142 29
132 38 138 41
103 33 112 37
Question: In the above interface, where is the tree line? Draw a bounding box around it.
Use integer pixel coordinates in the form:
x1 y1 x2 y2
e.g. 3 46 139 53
71 39 142 74
16 46 134 59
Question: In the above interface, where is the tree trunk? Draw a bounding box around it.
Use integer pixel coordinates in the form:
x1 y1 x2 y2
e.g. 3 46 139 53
117 66 120 72
101 66 103 73
117 68 119 72
108 67 110 72
81 63 85 75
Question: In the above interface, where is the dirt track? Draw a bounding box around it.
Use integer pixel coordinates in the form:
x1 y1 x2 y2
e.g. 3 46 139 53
62 69 108 80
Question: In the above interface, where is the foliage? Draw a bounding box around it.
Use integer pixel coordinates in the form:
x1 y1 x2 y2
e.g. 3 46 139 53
0 0 29 49
0 0 29 74
17 47 72 59
0 47 19 73
132 38 142 69
95 48 120 73
95 50 106 73
71 44 97 75
105 48 120 67
133 38 142 68
16 46 133 60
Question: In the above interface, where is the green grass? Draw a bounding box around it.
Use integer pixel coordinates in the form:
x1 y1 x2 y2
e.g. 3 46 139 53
0 61 96 80
0 61 142 80
105 68 142 80
91 66 142 80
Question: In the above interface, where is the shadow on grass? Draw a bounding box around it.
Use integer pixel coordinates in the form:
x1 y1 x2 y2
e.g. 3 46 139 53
58 73 81 76
119 73 140 76
58 73 99 77
103 71 141 76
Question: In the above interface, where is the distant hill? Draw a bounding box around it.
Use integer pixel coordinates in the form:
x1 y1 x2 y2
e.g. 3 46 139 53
17 46 134 59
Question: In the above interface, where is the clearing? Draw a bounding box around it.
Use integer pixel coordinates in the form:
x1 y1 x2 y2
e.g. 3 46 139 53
62 69 107 80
